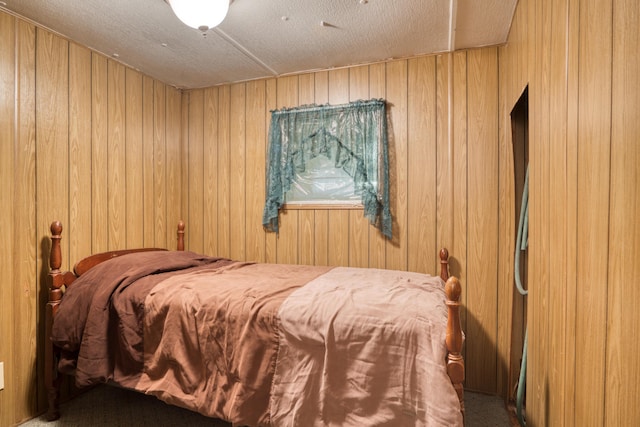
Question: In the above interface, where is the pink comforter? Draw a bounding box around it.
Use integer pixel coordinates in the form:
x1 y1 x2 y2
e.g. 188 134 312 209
271 267 462 426
52 251 462 426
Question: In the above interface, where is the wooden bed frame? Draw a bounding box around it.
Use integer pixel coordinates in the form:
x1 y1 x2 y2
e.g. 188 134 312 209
45 220 465 422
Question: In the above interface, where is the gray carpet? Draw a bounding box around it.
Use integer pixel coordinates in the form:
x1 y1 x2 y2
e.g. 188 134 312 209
20 385 514 426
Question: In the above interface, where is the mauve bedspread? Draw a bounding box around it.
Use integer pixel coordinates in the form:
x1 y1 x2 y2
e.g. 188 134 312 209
271 267 463 426
136 261 331 425
51 251 462 426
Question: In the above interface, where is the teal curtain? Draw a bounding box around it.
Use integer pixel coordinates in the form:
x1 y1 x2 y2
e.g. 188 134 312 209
262 98 392 238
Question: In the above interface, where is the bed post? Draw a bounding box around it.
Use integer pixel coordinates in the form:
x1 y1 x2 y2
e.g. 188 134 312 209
177 220 185 251
45 221 64 421
445 276 465 420
439 248 465 418
46 221 78 420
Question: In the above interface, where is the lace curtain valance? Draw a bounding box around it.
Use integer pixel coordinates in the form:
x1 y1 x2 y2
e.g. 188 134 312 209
262 98 392 239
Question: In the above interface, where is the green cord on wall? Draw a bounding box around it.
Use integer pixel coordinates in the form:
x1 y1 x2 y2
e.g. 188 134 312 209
515 165 529 426
515 167 529 297
517 329 528 426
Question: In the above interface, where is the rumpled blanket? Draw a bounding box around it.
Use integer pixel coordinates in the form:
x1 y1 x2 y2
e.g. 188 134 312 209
51 250 232 387
136 262 331 425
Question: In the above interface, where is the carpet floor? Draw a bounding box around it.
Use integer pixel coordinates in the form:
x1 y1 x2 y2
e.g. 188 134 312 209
19 385 517 426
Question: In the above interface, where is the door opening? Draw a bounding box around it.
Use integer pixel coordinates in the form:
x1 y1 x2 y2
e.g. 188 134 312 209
509 86 529 426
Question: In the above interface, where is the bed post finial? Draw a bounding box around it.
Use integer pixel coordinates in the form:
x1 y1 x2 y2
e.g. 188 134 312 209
439 248 449 281
177 220 185 251
50 221 63 272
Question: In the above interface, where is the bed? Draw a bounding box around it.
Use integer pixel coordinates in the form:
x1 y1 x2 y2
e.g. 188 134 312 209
45 220 465 426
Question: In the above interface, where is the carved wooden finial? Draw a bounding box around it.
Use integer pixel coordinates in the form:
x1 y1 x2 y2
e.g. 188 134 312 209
177 220 185 251
50 221 62 236
439 248 450 281
445 276 462 303
49 221 63 272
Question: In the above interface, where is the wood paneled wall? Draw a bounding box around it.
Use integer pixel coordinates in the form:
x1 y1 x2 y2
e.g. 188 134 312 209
0 12 183 426
500 0 640 424
13 0 637 424
182 51 511 398
1 9 518 423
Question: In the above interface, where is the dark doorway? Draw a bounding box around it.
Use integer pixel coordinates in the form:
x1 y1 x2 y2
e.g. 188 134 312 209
509 86 528 409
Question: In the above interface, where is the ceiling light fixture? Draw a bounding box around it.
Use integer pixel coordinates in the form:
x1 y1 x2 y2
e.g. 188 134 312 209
167 0 229 32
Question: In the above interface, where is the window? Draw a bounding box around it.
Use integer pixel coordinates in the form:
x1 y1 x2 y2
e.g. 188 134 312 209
284 154 362 206
262 99 392 238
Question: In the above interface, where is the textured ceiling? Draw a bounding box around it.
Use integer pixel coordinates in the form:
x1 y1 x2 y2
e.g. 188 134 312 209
0 0 518 89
